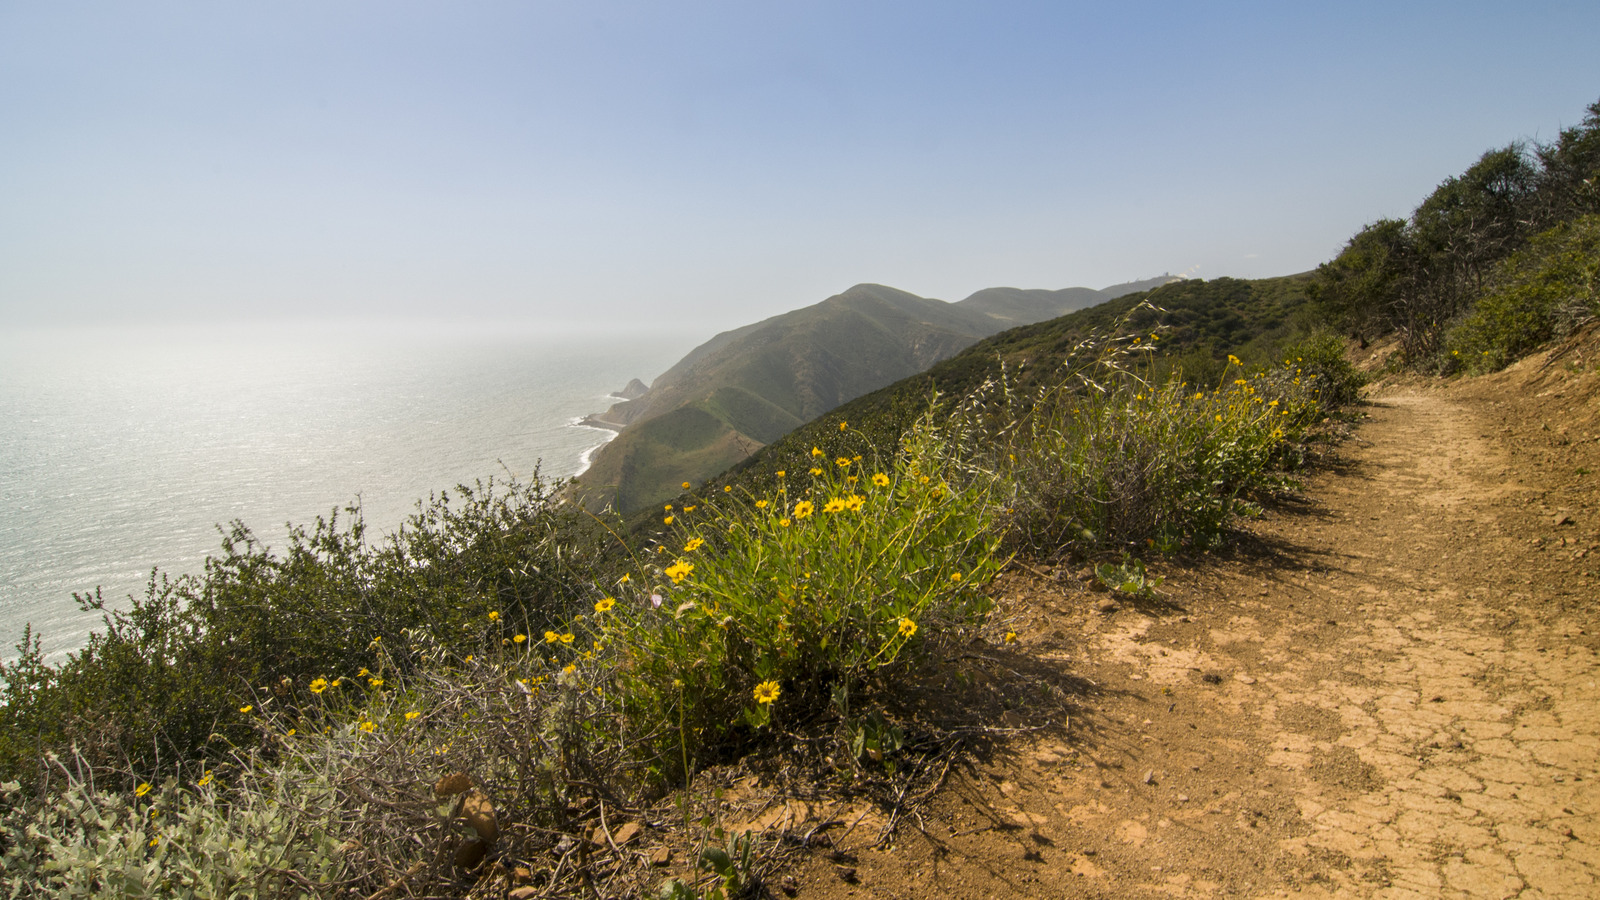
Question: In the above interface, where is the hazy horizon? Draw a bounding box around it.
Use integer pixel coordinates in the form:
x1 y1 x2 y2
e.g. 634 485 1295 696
4 2 1600 336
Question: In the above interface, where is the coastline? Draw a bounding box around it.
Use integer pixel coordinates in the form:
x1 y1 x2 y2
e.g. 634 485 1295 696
569 417 622 477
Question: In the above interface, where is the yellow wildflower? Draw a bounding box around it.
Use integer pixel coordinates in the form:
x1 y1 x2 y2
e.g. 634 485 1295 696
823 498 846 513
368 677 383 687
1005 631 1018 644
545 631 560 643
793 500 814 519
563 663 577 674
872 472 890 487
779 518 791 527
682 481 691 489
844 494 865 511
665 560 694 584
664 515 674 525
776 470 786 477
755 499 768 509
898 618 917 638
239 705 253 714
839 421 848 431
487 610 499 621
197 772 212 787
724 485 732 492
405 711 420 721
753 680 781 704
514 634 528 643
809 467 822 476
950 572 962 582
595 597 616 613
135 782 152 797
560 633 575 644
309 678 328 694
149 836 160 848
619 573 630 584
685 537 705 552
811 446 824 457
836 456 850 467
359 721 376 733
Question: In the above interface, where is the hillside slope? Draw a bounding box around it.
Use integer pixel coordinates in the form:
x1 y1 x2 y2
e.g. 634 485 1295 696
686 274 1318 505
577 277 1171 512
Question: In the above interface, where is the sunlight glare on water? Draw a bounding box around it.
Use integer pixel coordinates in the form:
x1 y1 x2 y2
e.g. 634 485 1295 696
0 320 692 663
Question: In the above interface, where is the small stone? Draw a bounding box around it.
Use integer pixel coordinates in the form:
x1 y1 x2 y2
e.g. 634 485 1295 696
454 838 489 870
459 790 499 843
434 771 473 798
510 888 539 900
1142 769 1155 785
1234 674 1257 685
1178 795 1189 803
835 866 858 883
513 867 533 884
1095 599 1121 614
1554 513 1575 526
612 822 642 845
650 847 673 866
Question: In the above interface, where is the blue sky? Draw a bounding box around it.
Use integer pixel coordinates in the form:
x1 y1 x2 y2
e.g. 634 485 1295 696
2 1 1597 333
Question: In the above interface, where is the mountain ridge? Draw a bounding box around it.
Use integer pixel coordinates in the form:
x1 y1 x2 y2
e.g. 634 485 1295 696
575 275 1178 512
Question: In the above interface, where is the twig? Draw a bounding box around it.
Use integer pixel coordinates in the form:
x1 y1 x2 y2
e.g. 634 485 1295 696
364 860 425 900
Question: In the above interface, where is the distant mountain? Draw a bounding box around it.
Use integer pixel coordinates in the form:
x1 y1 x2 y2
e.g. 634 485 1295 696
575 277 1179 512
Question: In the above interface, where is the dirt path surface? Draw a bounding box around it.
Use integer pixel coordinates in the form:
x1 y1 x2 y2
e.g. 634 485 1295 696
787 343 1600 898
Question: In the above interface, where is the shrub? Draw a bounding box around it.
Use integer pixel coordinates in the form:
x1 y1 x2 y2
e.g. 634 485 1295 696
1446 214 1600 370
977 326 1328 559
0 475 615 788
599 414 1003 776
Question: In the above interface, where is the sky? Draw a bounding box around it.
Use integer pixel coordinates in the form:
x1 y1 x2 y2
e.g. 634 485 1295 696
2 1 1598 335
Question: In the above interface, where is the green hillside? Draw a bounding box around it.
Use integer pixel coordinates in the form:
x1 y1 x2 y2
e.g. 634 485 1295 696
685 273 1320 499
576 279 1162 512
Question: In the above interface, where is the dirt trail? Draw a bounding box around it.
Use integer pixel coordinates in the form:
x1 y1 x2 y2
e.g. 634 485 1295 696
790 353 1600 898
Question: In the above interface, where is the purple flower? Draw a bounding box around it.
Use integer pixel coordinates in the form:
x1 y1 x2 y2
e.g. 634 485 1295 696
650 593 663 608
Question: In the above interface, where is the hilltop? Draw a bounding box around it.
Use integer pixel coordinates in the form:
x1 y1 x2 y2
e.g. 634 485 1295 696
575 277 1174 512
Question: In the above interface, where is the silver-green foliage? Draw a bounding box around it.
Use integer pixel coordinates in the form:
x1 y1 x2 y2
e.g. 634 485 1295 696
1 762 347 899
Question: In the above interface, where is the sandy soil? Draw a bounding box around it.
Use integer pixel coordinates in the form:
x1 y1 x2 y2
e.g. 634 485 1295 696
767 333 1600 899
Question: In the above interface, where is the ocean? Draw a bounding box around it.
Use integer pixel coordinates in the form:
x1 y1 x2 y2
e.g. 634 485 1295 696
0 320 695 665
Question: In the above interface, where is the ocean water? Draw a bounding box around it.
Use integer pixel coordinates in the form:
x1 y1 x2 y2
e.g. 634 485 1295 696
0 321 694 664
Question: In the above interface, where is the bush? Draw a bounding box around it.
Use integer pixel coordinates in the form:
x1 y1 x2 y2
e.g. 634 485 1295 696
975 326 1329 559
0 475 615 788
598 413 1003 776
1446 215 1600 370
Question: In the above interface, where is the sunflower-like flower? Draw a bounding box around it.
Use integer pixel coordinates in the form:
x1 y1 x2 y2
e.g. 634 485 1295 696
665 560 694 584
844 494 865 511
595 597 616 613
753 680 781 705
684 537 705 552
823 498 847 513
793 500 814 519
898 618 917 638
872 472 890 487
309 678 329 694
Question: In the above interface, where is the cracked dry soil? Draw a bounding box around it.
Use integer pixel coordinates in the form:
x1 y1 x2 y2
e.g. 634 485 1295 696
789 341 1600 898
